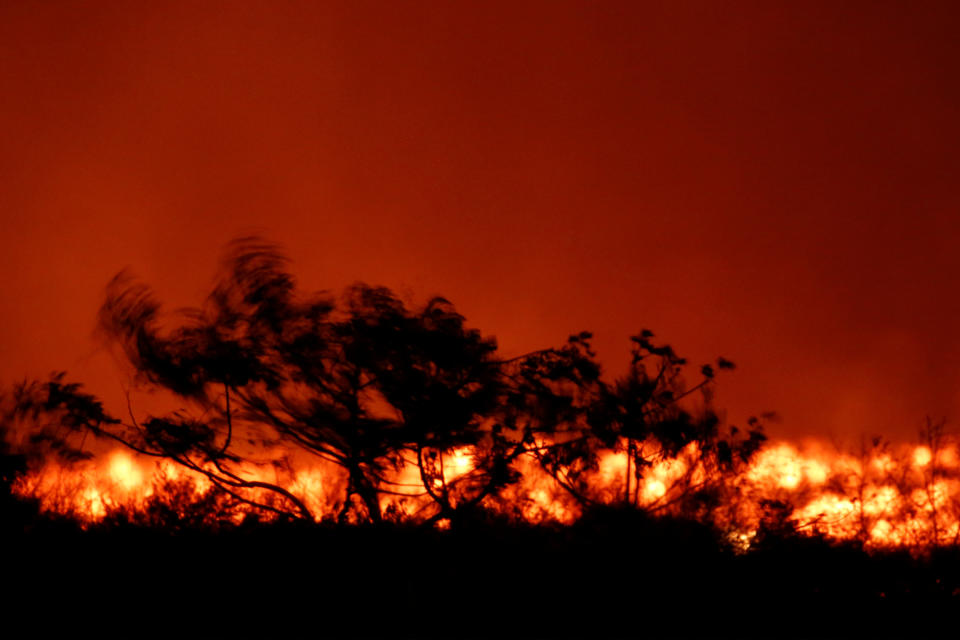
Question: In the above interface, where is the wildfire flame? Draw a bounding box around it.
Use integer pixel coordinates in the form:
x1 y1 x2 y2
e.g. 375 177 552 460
14 434 960 552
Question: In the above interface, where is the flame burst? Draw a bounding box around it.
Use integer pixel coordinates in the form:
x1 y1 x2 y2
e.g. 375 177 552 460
14 437 960 551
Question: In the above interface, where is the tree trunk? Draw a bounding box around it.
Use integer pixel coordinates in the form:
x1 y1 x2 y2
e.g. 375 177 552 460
352 464 382 523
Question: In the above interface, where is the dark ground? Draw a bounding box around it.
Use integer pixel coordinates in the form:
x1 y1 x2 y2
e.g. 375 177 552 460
4 496 959 639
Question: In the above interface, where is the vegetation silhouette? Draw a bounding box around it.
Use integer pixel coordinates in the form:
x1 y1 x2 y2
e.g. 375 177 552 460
4 238 960 636
9 236 764 527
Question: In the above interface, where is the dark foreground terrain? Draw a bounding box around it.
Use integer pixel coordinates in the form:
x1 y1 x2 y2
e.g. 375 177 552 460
4 496 960 639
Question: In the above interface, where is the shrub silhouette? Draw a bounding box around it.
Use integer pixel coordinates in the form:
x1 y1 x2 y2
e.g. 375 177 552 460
7 237 763 525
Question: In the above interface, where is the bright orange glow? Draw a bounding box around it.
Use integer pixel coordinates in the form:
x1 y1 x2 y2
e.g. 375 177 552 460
108 451 143 490
644 480 667 500
939 447 959 468
15 435 960 551
446 448 473 480
746 444 830 490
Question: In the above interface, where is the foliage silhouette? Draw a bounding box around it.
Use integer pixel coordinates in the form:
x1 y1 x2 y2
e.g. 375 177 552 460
8 237 764 525
8 239 960 637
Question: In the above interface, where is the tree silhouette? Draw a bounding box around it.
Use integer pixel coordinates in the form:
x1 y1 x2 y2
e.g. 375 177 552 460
8 237 763 525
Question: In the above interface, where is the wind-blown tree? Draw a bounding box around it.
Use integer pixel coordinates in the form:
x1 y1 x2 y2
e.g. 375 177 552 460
498 329 767 518
8 237 764 525
78 238 512 523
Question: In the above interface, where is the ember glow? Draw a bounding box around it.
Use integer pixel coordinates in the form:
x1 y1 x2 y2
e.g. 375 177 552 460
16 434 960 551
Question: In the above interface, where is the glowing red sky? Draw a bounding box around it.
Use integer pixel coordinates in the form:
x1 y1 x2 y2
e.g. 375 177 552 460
2 1 959 440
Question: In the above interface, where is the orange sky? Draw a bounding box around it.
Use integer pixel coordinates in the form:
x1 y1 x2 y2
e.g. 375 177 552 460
2 1 959 441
